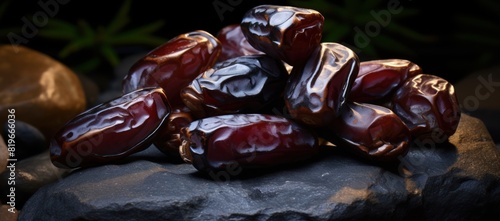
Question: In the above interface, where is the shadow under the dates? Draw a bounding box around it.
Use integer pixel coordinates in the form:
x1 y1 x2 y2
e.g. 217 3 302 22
186 146 337 181
185 139 459 182
59 138 458 188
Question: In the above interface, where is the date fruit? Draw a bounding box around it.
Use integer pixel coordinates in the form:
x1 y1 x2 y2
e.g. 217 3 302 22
349 59 422 103
122 30 221 109
153 109 193 160
322 102 411 161
181 55 289 118
240 5 324 66
284 42 359 127
216 24 264 62
50 87 171 168
179 114 319 173
391 74 461 138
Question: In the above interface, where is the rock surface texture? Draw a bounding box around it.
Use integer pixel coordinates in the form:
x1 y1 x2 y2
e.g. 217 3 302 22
19 114 500 221
0 150 71 208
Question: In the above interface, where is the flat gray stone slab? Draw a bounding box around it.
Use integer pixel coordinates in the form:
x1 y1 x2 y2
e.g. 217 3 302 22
19 114 500 221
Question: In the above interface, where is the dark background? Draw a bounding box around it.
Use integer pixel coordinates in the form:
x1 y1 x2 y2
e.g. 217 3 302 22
1 0 499 86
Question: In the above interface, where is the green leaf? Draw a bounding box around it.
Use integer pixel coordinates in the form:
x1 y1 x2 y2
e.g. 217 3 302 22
39 29 78 40
104 20 166 45
106 0 132 35
44 18 77 31
38 19 78 40
73 57 102 73
77 19 95 38
100 44 120 66
59 37 94 58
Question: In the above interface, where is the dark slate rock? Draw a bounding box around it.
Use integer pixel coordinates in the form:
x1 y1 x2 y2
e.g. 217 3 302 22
0 150 71 208
18 114 500 221
2 120 46 160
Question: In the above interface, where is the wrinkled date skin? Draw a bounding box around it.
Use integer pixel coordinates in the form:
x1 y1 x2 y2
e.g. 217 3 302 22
122 30 221 109
50 88 171 168
240 5 324 66
284 43 359 127
181 55 289 118
392 74 461 138
349 59 422 103
216 24 264 62
321 102 411 161
179 114 319 173
153 109 193 160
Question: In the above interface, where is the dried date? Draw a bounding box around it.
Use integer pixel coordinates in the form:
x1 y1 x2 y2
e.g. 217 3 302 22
349 59 422 103
50 88 171 168
216 24 264 62
181 55 288 118
240 5 324 66
284 42 359 127
153 109 193 160
179 114 319 173
122 30 221 109
391 74 461 138
321 102 411 161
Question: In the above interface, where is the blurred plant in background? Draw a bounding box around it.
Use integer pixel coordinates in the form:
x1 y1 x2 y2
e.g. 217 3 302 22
287 0 436 60
1 0 167 79
287 0 499 82
37 0 167 74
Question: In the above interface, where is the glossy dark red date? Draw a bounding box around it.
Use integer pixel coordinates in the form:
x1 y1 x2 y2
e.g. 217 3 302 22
321 102 411 161
153 109 193 159
349 59 422 103
216 24 264 62
240 5 324 66
179 114 319 173
122 30 221 109
284 42 359 127
50 88 171 168
391 74 461 138
181 55 288 118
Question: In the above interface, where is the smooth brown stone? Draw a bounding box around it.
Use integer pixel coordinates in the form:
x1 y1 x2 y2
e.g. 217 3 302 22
0 136 7 174
0 45 86 141
0 204 18 221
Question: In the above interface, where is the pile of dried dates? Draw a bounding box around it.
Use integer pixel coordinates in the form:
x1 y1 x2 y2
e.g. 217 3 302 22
50 5 461 175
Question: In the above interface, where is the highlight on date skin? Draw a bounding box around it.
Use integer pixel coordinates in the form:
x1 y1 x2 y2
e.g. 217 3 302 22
179 114 320 173
50 87 171 169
